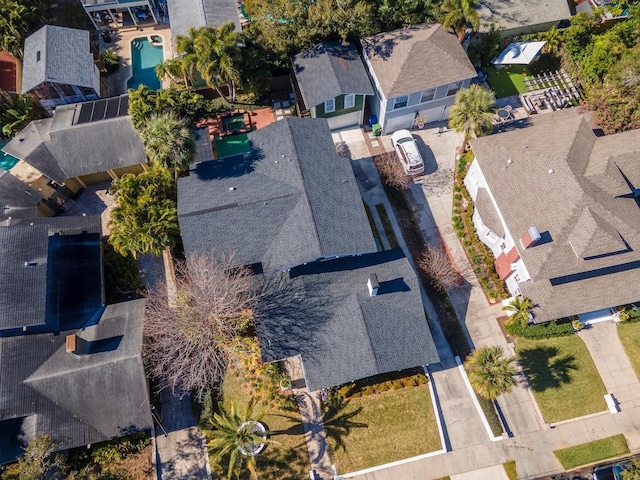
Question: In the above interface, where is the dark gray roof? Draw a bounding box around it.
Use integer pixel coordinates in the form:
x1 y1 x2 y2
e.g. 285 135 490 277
193 126 213 164
0 171 43 222
292 42 374 109
2 99 146 184
478 0 571 33
469 110 640 322
255 249 440 391
360 23 476 99
168 0 241 46
178 117 377 272
0 299 151 464
22 25 96 94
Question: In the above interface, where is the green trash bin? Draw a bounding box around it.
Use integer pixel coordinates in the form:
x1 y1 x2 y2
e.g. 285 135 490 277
372 123 382 136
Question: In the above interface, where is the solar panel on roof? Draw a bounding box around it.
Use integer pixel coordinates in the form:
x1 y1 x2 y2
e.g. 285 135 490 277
92 100 108 121
71 95 130 125
76 103 94 125
105 97 120 119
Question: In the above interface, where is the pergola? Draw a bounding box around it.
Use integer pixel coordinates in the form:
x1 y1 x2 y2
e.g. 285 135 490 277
520 69 582 113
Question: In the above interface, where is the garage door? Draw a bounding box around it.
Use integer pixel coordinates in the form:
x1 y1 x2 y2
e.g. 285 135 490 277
327 111 362 131
383 113 414 134
417 106 445 125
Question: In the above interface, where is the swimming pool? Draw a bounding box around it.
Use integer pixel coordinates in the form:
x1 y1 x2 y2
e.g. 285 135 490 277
0 141 19 171
127 37 163 90
215 134 251 158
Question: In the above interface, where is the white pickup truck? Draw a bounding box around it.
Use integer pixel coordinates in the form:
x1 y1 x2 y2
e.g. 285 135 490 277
391 130 425 176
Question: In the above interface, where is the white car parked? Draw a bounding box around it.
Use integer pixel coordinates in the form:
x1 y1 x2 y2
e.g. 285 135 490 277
391 129 425 176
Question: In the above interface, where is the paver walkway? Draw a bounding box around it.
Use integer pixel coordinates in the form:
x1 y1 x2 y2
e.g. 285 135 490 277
578 322 640 409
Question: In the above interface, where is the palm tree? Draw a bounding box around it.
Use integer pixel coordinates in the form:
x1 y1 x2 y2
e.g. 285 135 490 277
542 26 562 56
623 458 640 480
155 58 189 87
139 112 195 179
502 295 533 328
439 0 480 40
208 399 270 480
0 90 42 137
465 345 518 400
448 84 496 150
0 0 43 60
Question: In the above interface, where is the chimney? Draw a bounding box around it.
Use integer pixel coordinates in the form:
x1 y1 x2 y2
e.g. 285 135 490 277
66 334 88 355
520 226 541 249
367 273 379 297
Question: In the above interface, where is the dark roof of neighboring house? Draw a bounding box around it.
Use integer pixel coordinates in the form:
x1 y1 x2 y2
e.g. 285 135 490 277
360 23 476 99
292 42 374 109
0 171 43 222
478 0 571 33
178 117 377 272
167 0 241 45
2 98 146 184
0 51 17 92
0 299 152 464
469 110 640 322
0 217 102 332
21 25 96 94
255 249 440 391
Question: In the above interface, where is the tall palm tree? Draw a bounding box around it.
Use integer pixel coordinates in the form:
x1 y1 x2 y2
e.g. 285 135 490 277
139 112 195 179
542 26 562 56
439 0 480 40
502 295 533 328
155 58 189 88
209 399 270 480
465 345 518 400
448 84 496 150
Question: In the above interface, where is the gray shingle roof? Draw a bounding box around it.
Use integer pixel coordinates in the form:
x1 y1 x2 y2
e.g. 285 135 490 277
475 187 504 238
360 23 476 99
292 42 374 109
255 249 440 391
0 171 43 222
478 0 571 33
2 99 146 185
22 25 96 94
178 117 377 272
0 299 151 464
469 110 640 322
168 0 241 46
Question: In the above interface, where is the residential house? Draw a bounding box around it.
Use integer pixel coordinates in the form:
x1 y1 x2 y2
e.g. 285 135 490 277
291 42 374 131
0 215 151 464
168 0 242 48
2 95 147 216
79 0 158 31
0 170 44 222
360 23 477 135
477 0 571 36
178 117 440 390
464 110 640 323
22 25 100 115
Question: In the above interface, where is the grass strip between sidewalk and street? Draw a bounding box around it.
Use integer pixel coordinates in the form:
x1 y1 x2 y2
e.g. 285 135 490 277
553 434 629 470
375 203 400 249
617 321 640 380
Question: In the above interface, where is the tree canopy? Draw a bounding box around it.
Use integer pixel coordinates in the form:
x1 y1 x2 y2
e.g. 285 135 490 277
465 345 518 400
0 90 43 138
448 84 495 148
0 0 45 59
139 112 195 174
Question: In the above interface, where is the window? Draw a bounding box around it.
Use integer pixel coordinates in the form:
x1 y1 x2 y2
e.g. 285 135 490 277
514 274 521 282
344 94 355 109
420 88 435 103
500 242 506 250
393 95 408 109
325 98 335 113
447 82 463 96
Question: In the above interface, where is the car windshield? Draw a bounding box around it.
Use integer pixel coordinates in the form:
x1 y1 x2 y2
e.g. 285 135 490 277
397 137 413 144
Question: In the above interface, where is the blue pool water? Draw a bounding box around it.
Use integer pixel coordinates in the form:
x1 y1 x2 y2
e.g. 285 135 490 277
0 141 19 171
127 37 163 90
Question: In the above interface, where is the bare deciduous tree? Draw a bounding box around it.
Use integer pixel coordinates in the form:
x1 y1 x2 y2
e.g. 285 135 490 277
373 151 411 190
144 254 260 400
418 245 461 291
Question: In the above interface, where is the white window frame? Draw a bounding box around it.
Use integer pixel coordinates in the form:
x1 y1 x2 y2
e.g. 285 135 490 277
344 94 355 109
393 95 408 109
420 88 435 103
447 82 463 96
325 98 335 113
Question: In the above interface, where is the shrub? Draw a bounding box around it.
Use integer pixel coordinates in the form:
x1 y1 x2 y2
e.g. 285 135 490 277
505 316 575 339
373 151 411 190
418 245 461 291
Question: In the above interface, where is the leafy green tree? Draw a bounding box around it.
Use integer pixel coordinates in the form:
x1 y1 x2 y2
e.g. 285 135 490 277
375 0 440 30
502 296 533 328
623 458 640 480
154 58 189 88
542 25 562 56
100 48 121 74
448 84 495 149
208 399 269 480
439 0 480 40
0 90 43 137
139 112 195 177
15 435 66 480
465 345 518 400
562 11 599 60
0 0 44 60
108 167 179 258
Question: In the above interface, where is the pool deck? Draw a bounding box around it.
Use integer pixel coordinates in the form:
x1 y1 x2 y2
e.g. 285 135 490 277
196 107 277 145
99 23 172 97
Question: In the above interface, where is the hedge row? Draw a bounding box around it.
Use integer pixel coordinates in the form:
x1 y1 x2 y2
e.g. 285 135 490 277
505 317 575 339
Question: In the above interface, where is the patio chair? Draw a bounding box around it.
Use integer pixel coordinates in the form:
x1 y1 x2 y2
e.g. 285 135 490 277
503 104 512 112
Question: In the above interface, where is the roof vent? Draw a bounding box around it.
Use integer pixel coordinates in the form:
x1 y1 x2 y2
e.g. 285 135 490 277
507 158 512 164
66 334 88 355
367 273 379 297
229 187 236 191
548 169 554 174
520 226 541 249
24 261 37 267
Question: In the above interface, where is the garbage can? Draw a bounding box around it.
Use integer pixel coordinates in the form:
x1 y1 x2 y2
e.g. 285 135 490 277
372 123 382 137
368 115 378 127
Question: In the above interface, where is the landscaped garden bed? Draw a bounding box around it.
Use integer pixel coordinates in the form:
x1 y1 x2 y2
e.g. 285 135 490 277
516 336 607 423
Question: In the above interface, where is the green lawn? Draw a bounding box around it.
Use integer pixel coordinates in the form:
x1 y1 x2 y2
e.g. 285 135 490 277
554 435 629 470
485 66 528 98
516 336 607 423
326 385 440 474
207 369 310 480
617 321 640 379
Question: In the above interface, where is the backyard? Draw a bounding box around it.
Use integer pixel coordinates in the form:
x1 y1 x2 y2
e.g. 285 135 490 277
516 335 607 423
484 54 560 98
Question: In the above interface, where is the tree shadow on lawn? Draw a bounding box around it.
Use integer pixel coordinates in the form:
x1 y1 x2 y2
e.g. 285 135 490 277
518 346 577 392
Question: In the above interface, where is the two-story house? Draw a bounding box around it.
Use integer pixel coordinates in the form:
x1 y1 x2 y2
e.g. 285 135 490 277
360 23 477 135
